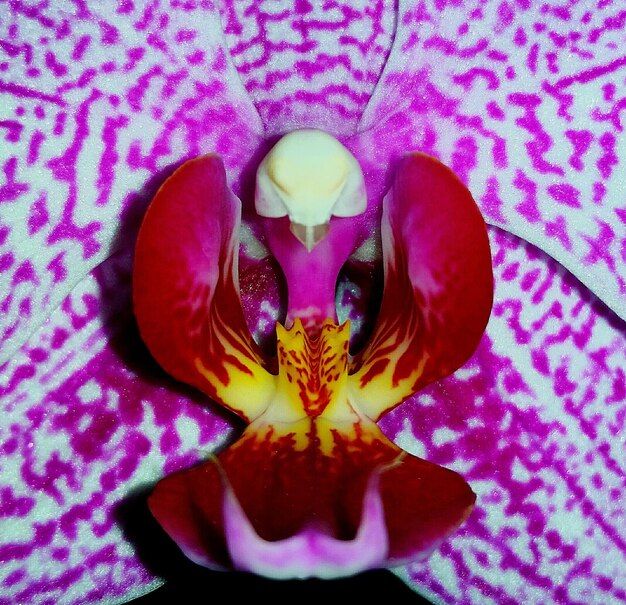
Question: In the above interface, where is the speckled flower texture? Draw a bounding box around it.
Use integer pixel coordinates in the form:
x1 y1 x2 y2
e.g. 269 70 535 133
1 2 625 605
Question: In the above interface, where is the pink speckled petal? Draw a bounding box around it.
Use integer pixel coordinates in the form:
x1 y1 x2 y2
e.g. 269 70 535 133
0 3 264 366
357 1 626 321
379 228 626 604
219 0 396 136
0 249 235 604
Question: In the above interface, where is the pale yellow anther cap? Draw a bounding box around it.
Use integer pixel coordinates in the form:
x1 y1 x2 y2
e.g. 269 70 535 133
255 129 366 250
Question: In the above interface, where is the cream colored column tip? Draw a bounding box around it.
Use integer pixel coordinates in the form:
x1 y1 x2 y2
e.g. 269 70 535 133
255 129 366 250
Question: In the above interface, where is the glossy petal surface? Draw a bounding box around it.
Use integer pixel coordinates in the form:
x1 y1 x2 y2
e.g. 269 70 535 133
149 436 475 578
351 153 493 420
133 155 274 421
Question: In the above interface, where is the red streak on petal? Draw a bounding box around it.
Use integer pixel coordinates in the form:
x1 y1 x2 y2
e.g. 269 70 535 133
133 155 274 420
352 153 493 420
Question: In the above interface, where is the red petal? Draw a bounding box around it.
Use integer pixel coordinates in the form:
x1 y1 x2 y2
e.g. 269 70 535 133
148 459 229 571
351 152 493 420
379 454 476 563
148 419 475 577
133 155 275 421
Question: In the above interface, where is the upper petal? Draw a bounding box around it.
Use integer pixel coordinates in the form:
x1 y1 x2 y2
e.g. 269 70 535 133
359 1 626 322
133 154 275 422
350 152 493 421
219 2 397 136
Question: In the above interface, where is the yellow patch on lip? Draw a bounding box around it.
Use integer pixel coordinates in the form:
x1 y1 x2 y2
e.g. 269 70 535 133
269 319 354 422
234 318 390 456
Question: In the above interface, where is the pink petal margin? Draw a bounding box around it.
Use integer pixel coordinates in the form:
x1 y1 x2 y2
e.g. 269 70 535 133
222 474 388 579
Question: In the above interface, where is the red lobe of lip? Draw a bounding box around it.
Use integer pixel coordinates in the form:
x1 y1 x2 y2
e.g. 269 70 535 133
148 420 476 574
133 155 275 421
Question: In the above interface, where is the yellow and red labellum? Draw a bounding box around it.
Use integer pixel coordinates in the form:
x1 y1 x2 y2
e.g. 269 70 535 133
149 318 476 576
136 144 492 579
271 319 357 423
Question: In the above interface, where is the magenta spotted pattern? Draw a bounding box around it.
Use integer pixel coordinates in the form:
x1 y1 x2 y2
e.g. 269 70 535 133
1 2 625 605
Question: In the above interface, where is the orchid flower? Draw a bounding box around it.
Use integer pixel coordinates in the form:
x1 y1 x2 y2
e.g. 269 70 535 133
132 128 492 577
1 2 625 605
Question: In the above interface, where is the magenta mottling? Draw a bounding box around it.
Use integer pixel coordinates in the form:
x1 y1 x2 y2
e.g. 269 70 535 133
1 2 625 604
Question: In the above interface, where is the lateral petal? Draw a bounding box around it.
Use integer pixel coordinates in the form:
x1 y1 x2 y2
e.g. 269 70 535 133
361 2 626 322
350 152 493 420
133 155 275 422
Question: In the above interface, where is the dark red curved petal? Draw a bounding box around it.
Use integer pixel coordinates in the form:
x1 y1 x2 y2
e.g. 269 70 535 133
148 459 229 570
148 418 475 578
350 152 493 420
133 155 276 422
378 454 476 564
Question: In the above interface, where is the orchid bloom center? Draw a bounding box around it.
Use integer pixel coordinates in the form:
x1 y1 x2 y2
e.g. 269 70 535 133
255 129 366 250
134 139 491 580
